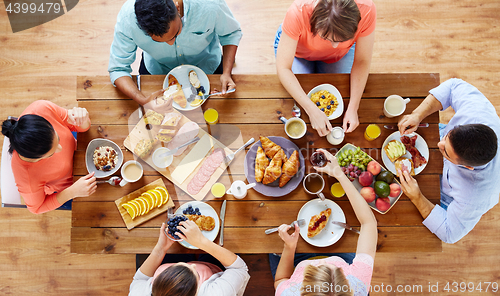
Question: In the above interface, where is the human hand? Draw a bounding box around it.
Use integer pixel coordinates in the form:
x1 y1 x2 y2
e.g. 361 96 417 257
67 107 90 127
398 113 421 135
156 222 175 253
143 89 173 114
71 172 97 198
176 220 208 248
342 108 359 133
398 169 422 201
307 107 332 137
313 149 343 179
277 222 300 249
219 73 236 94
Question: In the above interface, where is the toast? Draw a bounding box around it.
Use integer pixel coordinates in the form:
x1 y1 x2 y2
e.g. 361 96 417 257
395 157 415 176
307 208 331 238
384 140 406 162
144 110 164 125
155 129 177 143
134 139 156 159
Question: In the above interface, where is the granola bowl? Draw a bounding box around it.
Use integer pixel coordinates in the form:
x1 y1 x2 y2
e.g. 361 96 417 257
85 138 123 178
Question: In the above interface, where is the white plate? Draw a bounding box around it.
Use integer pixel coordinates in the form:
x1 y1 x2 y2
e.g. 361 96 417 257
174 201 220 249
297 198 345 247
163 65 210 111
381 132 429 175
307 84 344 120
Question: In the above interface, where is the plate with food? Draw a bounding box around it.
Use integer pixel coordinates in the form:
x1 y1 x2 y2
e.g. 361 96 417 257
85 138 123 178
162 65 210 111
297 198 345 247
244 136 305 197
307 84 344 120
173 201 220 249
381 132 429 176
335 143 403 214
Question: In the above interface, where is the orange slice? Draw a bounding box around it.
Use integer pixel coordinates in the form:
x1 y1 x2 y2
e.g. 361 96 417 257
126 201 139 215
141 192 155 211
155 186 169 205
138 196 152 214
122 203 136 219
134 197 148 215
129 200 142 216
148 189 162 208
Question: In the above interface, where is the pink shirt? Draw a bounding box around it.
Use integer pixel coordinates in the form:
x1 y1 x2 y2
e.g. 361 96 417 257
282 0 376 63
153 261 223 283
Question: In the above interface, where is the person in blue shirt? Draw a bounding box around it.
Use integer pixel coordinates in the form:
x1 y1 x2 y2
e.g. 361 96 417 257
108 0 242 109
397 78 500 244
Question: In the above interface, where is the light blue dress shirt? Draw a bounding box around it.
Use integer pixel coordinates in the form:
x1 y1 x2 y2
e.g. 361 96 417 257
422 78 500 243
108 0 242 85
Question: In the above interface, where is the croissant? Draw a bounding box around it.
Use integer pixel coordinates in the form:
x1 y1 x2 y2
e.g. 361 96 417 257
259 136 288 163
255 146 269 183
279 150 300 187
263 149 284 185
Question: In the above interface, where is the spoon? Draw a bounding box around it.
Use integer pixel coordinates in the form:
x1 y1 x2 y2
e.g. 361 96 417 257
96 176 122 186
292 103 301 117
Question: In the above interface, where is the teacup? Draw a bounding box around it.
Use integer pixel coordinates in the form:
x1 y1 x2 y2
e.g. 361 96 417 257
303 173 325 201
119 160 144 187
384 95 410 118
279 116 307 139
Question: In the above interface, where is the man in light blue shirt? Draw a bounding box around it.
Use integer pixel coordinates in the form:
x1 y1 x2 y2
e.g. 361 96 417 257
108 0 242 108
397 78 500 243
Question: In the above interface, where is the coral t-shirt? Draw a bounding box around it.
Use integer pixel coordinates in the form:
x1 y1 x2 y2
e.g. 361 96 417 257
11 100 88 214
282 0 376 63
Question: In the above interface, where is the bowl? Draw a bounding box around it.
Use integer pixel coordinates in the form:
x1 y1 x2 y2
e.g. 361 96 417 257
152 147 174 169
85 138 123 178
164 214 188 241
307 84 344 120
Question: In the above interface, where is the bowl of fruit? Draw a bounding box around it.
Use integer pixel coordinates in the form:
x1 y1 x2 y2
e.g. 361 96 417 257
165 214 188 241
335 144 402 214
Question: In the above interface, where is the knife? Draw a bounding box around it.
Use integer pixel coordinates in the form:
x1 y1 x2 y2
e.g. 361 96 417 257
331 221 360 234
219 200 227 246
383 123 429 130
158 136 200 158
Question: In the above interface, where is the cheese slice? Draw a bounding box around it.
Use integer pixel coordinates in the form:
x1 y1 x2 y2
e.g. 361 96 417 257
171 134 214 184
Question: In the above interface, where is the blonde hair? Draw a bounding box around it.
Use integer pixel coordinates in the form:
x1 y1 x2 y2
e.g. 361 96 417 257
310 0 361 42
301 264 353 296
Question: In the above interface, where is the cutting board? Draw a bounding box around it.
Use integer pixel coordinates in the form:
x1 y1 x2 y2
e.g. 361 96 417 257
123 110 232 201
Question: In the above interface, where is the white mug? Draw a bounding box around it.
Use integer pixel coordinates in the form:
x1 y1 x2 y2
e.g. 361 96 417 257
384 95 411 118
279 116 307 139
302 173 325 201
120 160 144 187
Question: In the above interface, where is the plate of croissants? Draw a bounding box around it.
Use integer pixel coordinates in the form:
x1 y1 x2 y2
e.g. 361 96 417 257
244 136 305 197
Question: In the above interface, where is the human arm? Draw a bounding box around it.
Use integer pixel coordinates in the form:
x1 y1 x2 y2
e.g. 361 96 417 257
343 32 375 133
276 32 332 137
138 223 175 277
397 169 434 219
219 45 238 93
398 93 443 135
314 149 377 258
274 223 300 289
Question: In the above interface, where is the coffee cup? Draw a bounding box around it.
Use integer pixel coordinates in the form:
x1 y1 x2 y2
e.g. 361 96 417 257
302 173 325 201
384 95 410 118
119 160 144 186
279 116 307 139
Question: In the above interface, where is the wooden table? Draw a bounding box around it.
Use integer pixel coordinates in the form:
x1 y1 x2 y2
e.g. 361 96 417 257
71 73 443 254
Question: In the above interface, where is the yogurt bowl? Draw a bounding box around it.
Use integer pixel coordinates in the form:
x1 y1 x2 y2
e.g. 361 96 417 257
152 147 174 169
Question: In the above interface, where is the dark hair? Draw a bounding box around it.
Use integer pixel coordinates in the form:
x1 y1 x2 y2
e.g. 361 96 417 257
448 124 498 166
1 115 55 159
151 264 198 296
310 0 361 42
135 0 178 37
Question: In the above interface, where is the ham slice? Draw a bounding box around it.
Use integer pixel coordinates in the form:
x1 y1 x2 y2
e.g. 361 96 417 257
168 122 200 156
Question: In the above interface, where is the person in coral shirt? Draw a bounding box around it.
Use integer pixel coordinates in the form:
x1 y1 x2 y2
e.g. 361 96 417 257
1 100 96 214
275 0 376 137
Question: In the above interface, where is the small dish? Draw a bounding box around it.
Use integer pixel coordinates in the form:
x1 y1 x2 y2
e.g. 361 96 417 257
164 214 188 241
85 138 123 178
152 147 174 168
307 84 344 120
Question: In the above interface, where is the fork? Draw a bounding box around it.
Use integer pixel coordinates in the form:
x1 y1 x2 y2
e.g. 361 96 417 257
265 219 306 235
224 138 255 164
167 207 174 219
199 88 236 101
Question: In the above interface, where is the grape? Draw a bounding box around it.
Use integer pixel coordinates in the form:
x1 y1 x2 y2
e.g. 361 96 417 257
337 146 373 181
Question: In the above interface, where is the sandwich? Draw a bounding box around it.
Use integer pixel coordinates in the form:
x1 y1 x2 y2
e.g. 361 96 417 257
395 157 415 176
384 140 406 162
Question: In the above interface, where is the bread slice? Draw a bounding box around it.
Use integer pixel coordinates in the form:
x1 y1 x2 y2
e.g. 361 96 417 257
384 140 406 162
161 112 182 128
155 129 176 143
395 157 415 176
134 139 156 159
144 110 164 125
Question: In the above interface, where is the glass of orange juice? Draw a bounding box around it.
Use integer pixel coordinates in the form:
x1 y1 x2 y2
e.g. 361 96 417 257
364 124 381 141
204 108 219 125
331 182 345 198
211 182 225 198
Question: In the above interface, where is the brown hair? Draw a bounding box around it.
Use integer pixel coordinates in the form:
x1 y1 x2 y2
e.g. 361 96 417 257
301 264 353 296
310 0 361 42
151 264 198 296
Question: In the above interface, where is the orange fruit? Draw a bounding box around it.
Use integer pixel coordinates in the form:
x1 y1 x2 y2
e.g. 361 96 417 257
141 192 155 211
148 189 161 208
122 203 136 219
129 200 142 216
134 197 148 215
155 186 169 205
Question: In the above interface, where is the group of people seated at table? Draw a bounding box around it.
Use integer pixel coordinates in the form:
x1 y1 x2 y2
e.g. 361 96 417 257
2 0 500 295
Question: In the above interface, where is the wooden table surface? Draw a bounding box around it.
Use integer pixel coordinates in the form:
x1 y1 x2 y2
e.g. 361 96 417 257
71 73 443 254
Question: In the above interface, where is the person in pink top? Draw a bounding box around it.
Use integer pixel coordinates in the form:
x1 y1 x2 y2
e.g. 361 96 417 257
275 0 376 137
129 221 250 296
273 149 377 296
1 100 96 214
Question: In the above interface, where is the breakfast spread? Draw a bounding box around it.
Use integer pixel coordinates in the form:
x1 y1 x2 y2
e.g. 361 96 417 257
256 136 300 187
310 90 339 116
92 146 118 171
307 208 331 238
121 186 170 220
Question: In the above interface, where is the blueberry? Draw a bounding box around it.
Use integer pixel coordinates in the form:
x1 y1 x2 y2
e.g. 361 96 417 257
195 207 199 212
187 205 193 209
330 100 335 105
320 108 325 112
174 235 180 239
316 102 320 106
183 210 187 214
321 95 325 99
327 105 331 109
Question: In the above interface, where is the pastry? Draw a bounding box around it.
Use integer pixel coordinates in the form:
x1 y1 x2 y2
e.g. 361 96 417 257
395 157 415 176
307 208 331 238
144 110 164 125
279 150 300 187
163 75 187 108
259 136 288 163
134 139 155 158
185 214 215 231
262 149 284 185
255 146 269 183
155 129 176 143
384 140 406 162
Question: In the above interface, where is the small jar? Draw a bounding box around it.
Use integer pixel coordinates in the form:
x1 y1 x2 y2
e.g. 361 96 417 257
310 150 328 167
327 127 345 145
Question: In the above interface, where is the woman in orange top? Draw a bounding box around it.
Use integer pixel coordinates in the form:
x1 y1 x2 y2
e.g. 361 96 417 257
1 100 96 214
275 0 376 137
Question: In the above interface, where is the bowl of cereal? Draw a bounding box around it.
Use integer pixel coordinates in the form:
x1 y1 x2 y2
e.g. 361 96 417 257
307 84 344 120
85 138 123 178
